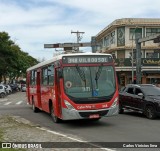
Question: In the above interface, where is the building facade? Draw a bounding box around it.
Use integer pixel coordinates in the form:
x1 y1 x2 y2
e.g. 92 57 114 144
95 18 160 87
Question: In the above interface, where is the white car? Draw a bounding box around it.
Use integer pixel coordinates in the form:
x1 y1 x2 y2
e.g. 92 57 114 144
21 85 26 92
5 85 12 94
0 84 7 98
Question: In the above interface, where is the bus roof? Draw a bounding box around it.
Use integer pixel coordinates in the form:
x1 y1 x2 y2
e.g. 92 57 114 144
27 52 112 72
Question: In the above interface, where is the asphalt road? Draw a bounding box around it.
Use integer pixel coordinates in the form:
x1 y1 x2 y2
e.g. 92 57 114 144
0 92 160 150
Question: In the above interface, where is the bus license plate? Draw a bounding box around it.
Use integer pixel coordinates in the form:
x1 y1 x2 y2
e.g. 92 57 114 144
89 114 99 119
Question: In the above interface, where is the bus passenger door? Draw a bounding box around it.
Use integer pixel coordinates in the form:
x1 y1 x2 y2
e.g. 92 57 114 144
55 68 62 118
37 71 42 108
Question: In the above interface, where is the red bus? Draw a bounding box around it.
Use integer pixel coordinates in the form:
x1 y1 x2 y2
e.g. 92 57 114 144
26 53 119 123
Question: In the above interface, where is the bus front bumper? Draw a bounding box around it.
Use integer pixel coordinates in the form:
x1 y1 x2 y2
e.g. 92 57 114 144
61 105 119 120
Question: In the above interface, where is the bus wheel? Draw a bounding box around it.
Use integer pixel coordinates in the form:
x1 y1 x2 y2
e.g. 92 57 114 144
32 100 39 113
50 105 60 123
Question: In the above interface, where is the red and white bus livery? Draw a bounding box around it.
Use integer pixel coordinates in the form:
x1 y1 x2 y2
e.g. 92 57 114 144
26 53 119 122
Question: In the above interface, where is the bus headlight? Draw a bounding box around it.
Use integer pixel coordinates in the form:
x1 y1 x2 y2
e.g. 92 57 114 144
64 100 75 110
111 97 118 108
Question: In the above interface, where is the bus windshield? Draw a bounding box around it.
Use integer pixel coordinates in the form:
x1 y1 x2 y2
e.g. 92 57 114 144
63 66 116 100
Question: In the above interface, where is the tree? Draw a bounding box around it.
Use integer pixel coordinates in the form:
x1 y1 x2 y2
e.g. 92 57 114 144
0 31 39 83
0 32 14 82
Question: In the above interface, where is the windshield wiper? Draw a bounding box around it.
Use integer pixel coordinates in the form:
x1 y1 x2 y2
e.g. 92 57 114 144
95 66 103 89
76 66 86 88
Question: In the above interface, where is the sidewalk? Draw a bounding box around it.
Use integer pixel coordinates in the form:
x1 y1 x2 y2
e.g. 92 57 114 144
0 115 107 151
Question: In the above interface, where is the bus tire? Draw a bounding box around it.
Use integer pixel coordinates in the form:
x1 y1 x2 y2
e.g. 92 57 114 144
50 105 60 123
32 99 39 113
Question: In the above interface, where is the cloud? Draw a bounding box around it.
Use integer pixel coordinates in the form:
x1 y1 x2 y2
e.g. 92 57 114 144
0 0 160 60
0 3 64 26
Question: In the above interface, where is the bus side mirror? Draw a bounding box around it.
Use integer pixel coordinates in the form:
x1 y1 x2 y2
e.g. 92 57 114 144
58 69 63 78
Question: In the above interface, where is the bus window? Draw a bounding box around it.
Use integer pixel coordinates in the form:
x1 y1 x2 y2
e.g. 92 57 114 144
30 70 36 85
48 64 54 85
42 67 48 85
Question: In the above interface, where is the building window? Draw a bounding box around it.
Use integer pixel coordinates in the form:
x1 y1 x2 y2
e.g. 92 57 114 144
129 28 142 40
129 50 143 59
117 27 125 46
146 28 160 36
146 52 159 58
104 36 110 47
110 31 115 44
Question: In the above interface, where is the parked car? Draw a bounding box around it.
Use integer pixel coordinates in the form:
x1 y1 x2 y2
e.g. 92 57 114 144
119 84 160 119
21 84 26 92
9 83 19 92
5 85 12 94
0 84 7 98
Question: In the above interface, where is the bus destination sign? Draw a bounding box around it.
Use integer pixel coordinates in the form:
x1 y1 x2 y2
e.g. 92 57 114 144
62 55 112 64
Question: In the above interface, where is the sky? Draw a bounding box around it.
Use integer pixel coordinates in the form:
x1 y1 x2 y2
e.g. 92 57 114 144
0 0 160 60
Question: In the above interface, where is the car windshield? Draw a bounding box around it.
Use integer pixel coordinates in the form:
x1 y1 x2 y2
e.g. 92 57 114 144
141 86 160 96
63 66 116 98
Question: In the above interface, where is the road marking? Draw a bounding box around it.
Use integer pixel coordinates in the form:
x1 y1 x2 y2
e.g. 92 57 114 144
0 98 8 102
37 127 116 151
0 100 27 106
16 101 23 105
4 102 12 105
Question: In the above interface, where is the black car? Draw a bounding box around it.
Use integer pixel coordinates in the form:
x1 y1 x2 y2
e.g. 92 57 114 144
119 84 160 119
9 83 19 92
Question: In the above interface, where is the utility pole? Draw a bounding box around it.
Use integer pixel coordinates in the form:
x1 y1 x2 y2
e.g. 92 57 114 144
131 27 138 83
71 30 85 52
136 38 141 84
135 29 142 84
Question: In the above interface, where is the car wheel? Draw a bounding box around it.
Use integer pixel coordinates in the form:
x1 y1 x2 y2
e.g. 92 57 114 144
0 93 5 98
119 105 124 114
50 105 60 123
145 106 156 119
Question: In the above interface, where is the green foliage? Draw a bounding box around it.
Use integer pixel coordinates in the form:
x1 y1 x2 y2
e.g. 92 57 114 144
0 32 39 82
